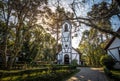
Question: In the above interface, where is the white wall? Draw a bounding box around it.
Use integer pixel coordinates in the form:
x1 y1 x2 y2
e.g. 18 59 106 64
57 48 80 64
72 49 80 64
107 38 120 61
107 49 120 61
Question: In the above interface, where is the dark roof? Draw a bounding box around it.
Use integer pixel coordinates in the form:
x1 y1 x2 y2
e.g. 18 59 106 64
104 37 115 50
104 28 120 50
72 47 82 54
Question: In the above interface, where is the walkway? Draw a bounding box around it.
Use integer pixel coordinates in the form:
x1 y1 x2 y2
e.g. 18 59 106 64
66 67 109 81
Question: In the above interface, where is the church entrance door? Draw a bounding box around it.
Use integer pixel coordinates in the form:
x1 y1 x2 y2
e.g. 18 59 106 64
64 54 69 64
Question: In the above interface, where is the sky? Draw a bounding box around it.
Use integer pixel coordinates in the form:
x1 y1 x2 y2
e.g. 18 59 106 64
110 15 120 31
48 0 120 48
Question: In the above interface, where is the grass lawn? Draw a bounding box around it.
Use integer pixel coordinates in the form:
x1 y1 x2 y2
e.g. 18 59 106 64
0 65 79 81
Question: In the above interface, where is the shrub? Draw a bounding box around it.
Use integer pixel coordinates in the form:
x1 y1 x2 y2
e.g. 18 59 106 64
0 65 78 81
100 55 115 69
26 58 33 64
111 69 120 80
71 59 78 66
104 66 112 77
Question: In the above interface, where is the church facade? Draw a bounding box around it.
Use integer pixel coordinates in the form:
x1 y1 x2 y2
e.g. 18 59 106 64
57 20 81 64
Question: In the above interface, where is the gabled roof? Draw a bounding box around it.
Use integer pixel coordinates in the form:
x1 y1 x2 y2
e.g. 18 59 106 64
105 28 120 50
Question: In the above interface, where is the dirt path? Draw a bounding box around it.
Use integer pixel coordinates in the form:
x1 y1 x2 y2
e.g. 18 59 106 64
66 67 109 81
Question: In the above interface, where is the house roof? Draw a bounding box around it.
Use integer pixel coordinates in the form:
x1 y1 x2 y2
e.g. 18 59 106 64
104 28 120 50
104 37 115 50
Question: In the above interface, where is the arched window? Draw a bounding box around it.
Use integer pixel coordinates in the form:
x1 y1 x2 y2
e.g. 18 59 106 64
64 24 68 32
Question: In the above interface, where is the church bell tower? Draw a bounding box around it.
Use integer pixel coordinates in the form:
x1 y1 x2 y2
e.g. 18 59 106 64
61 20 72 64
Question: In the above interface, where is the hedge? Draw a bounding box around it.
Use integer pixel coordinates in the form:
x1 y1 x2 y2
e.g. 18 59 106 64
104 67 120 80
0 65 78 81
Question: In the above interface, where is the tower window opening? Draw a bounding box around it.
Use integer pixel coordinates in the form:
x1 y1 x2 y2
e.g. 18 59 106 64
64 24 68 32
65 45 68 47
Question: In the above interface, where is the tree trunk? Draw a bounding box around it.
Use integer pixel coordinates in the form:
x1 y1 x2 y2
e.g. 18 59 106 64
7 57 14 70
2 55 7 69
56 24 59 53
8 20 22 69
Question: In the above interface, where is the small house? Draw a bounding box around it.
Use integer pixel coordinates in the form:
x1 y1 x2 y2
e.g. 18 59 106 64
105 28 120 69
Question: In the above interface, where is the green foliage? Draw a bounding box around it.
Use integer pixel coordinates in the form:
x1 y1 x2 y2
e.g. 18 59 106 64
26 58 33 64
111 69 120 80
0 0 52 69
100 55 115 69
79 40 106 67
104 66 112 76
71 59 78 66
104 67 120 80
79 25 108 67
0 65 78 81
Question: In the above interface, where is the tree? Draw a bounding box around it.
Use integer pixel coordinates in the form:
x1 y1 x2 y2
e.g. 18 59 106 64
78 29 106 66
0 0 48 69
24 24 56 63
70 0 120 38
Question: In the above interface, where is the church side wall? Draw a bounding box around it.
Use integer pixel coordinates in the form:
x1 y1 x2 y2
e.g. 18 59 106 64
72 49 80 64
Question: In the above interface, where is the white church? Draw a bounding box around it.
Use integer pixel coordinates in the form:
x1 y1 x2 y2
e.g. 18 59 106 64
57 20 81 65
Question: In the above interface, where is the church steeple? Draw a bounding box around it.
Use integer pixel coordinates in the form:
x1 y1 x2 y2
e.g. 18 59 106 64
61 20 72 64
57 20 80 65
